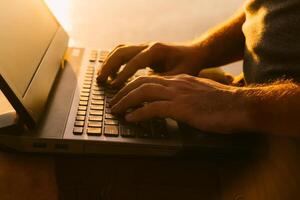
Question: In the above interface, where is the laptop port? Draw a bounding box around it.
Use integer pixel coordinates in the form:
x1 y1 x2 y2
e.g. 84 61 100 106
32 142 47 149
55 144 68 150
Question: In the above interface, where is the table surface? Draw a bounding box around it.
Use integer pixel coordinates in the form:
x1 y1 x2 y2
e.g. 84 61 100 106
1 1 300 200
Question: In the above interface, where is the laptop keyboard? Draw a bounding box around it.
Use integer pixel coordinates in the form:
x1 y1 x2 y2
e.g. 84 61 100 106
73 50 169 139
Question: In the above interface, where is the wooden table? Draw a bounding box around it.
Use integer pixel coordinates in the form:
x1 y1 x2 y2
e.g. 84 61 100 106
54 136 300 200
1 135 299 200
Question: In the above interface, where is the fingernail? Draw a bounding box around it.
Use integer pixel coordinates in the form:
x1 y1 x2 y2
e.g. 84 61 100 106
111 80 118 87
110 98 116 106
125 113 134 122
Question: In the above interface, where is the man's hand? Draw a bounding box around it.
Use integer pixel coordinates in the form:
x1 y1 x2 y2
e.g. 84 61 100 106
110 74 250 134
97 43 203 87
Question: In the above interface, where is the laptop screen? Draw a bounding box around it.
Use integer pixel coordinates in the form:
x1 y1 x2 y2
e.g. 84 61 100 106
0 0 68 128
0 0 58 97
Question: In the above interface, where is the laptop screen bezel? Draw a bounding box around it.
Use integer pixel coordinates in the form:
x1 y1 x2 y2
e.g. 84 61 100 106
0 1 69 129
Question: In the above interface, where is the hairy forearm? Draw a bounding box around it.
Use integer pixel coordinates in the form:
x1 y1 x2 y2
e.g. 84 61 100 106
192 9 245 69
235 81 300 137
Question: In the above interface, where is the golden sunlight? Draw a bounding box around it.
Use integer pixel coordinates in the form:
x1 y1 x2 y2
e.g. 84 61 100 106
44 0 72 32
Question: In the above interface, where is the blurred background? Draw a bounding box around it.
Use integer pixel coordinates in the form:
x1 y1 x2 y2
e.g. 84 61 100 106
45 0 244 75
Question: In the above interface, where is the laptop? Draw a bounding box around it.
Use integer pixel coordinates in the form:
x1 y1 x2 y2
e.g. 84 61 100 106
0 0 256 156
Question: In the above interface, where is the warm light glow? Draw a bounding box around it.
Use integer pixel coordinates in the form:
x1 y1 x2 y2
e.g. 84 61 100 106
44 0 72 33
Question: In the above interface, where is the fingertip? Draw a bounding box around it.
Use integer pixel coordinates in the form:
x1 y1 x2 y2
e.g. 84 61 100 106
110 97 118 106
97 70 106 82
111 79 124 89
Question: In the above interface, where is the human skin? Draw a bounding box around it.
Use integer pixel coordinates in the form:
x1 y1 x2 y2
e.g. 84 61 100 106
97 9 300 137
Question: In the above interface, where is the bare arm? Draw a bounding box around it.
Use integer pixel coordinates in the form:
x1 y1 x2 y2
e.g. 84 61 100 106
237 81 300 137
97 9 246 86
110 75 300 138
191 9 246 69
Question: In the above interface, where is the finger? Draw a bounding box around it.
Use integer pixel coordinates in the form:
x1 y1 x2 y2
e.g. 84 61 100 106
110 76 170 105
105 45 125 78
111 47 156 87
160 66 189 76
97 46 123 78
97 45 147 82
111 83 173 114
106 44 125 58
125 101 172 122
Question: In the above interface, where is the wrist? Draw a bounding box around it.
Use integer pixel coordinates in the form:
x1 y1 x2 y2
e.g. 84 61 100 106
189 40 212 69
182 43 210 72
232 88 259 134
217 87 257 134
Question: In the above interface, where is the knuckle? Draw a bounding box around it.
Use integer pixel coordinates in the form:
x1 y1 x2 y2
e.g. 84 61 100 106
137 83 156 94
149 42 166 51
135 76 149 84
115 44 125 48
110 45 125 57
177 74 190 79
176 74 196 81
114 46 126 56
167 87 177 97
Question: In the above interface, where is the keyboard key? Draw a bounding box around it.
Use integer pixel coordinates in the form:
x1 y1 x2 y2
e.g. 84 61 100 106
93 84 104 88
86 71 94 75
90 110 103 116
81 89 90 93
93 90 105 95
89 57 97 62
79 101 88 106
88 122 102 128
74 121 84 127
98 51 109 62
106 97 112 104
151 119 169 139
120 126 136 138
89 116 103 122
105 108 111 114
85 74 93 78
92 95 104 100
80 96 89 101
105 119 119 125
90 105 104 110
83 84 91 89
85 77 93 82
104 125 119 137
93 89 103 93
87 68 94 73
137 122 152 138
77 111 86 116
84 80 92 84
139 131 152 138
78 106 87 111
106 93 115 98
87 64 95 69
83 81 92 85
105 113 116 119
87 128 102 136
91 100 104 105
73 127 83 135
76 116 85 121
80 93 89 97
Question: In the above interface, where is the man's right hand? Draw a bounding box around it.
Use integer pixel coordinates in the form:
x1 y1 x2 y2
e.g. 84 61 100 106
97 42 204 87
